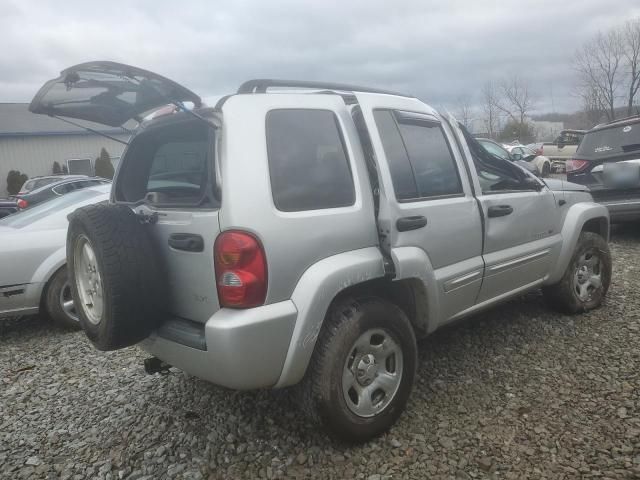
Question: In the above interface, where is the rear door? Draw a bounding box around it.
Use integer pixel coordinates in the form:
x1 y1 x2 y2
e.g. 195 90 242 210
113 114 221 324
356 94 484 324
29 61 201 126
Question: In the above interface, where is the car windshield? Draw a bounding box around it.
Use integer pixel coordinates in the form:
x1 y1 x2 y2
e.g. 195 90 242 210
0 185 110 228
577 122 640 159
479 140 511 161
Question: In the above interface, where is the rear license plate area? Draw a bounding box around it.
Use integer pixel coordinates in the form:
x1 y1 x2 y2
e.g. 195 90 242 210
603 163 640 188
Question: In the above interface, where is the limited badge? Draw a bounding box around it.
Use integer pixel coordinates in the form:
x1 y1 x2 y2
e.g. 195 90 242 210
623 125 632 133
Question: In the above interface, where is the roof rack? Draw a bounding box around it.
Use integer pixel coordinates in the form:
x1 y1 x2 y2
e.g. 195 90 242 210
237 79 412 98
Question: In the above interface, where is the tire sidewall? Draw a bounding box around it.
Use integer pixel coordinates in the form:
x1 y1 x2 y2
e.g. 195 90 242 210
67 218 113 348
319 299 417 441
45 266 80 330
566 233 612 312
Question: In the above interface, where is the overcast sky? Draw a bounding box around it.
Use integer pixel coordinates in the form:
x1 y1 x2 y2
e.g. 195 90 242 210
2 0 639 114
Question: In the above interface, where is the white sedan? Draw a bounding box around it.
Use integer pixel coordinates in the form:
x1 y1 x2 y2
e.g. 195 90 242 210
0 184 110 328
505 145 552 177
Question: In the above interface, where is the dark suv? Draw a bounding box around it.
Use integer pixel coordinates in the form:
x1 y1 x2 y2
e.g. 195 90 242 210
568 115 640 222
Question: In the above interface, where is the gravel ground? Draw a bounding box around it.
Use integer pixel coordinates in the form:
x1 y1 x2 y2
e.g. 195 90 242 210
1 226 639 480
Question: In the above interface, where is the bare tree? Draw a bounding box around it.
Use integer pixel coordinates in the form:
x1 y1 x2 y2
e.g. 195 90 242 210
495 75 535 124
574 29 624 121
622 18 640 116
481 81 501 138
454 95 474 129
576 84 605 127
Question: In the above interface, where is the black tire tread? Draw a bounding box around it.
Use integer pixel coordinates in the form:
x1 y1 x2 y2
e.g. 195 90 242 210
67 203 166 350
543 231 611 314
300 296 417 442
44 267 80 330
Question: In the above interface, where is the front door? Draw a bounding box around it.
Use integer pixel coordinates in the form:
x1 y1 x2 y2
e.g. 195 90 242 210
446 120 563 304
356 94 484 325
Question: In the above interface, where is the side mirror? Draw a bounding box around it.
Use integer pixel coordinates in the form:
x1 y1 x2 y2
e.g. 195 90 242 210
523 176 543 191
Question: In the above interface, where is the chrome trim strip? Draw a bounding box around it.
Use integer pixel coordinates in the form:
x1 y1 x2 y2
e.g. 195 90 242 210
488 249 550 275
444 270 482 292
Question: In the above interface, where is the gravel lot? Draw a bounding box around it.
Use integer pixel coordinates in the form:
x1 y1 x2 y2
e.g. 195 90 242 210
1 225 639 480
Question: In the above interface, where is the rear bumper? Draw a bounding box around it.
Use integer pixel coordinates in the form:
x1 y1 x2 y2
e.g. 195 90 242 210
140 300 298 390
599 197 640 222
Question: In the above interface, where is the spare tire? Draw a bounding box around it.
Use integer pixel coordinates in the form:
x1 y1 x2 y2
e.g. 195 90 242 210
67 203 167 351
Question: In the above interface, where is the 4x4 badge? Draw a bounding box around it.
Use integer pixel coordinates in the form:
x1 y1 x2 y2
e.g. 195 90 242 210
623 125 632 133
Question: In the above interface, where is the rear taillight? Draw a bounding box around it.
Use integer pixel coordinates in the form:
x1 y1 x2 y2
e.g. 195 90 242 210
16 199 28 209
214 231 267 308
535 146 543 156
566 159 590 173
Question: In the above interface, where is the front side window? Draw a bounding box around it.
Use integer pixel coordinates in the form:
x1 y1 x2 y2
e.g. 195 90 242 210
374 110 463 201
479 140 511 161
460 127 529 194
266 109 355 212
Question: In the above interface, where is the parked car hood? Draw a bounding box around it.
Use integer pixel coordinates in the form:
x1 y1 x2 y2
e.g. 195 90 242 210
543 178 589 192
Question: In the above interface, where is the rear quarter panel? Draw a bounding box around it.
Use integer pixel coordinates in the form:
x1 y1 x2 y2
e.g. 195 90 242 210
218 94 380 304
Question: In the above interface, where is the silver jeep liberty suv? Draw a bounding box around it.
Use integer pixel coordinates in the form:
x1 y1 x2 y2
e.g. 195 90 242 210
29 62 611 441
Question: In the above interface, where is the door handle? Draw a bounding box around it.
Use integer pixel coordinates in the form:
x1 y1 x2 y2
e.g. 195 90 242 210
168 233 204 252
487 205 513 218
396 215 428 232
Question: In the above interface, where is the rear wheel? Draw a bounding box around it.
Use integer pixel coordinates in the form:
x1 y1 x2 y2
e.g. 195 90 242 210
543 232 611 314
300 297 417 442
44 267 80 330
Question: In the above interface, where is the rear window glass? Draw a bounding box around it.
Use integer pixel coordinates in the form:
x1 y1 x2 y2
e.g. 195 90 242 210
578 123 640 158
115 117 216 207
266 109 355 211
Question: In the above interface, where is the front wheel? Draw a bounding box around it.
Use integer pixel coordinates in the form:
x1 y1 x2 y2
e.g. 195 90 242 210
300 297 417 442
45 266 80 330
543 232 611 314
541 162 551 178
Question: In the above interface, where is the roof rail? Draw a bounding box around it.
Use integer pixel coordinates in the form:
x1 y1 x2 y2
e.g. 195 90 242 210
237 79 412 98
595 113 640 129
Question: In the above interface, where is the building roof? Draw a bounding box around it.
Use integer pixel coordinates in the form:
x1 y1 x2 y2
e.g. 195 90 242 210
0 103 132 137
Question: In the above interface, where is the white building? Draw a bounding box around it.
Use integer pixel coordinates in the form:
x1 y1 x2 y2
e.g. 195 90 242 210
0 103 129 196
529 120 564 142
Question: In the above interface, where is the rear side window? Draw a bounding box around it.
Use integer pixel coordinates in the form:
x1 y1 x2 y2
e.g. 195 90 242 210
266 109 355 212
52 182 78 195
374 110 463 200
115 117 217 207
577 123 640 159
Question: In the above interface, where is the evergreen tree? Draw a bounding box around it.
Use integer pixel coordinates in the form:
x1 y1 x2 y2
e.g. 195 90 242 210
94 147 115 179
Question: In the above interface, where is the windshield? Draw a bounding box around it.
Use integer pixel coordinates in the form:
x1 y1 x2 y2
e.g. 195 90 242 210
0 185 110 228
478 140 511 161
577 122 640 159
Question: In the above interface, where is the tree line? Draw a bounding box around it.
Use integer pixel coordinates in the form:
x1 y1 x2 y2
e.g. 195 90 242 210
455 17 640 142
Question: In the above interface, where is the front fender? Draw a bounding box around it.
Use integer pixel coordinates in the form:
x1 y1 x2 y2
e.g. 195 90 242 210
545 202 609 285
30 246 66 285
274 247 385 388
